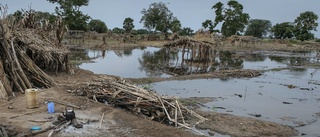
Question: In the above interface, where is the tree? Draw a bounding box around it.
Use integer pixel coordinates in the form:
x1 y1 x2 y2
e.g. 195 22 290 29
88 19 107 33
112 27 124 34
140 2 177 37
212 1 250 37
244 19 272 38
293 11 318 41
178 27 194 36
202 19 214 32
47 0 90 31
123 17 135 33
271 22 295 39
136 29 150 34
170 18 181 33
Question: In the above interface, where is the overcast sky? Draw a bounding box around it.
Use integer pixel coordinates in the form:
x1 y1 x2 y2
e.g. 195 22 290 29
1 0 320 37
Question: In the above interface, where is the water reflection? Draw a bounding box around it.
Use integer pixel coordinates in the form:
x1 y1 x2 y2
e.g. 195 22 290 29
77 47 316 78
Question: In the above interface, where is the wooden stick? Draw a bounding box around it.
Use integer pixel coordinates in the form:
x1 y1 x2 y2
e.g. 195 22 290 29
10 109 40 119
1 126 8 137
176 100 186 124
175 107 178 127
99 113 105 129
48 121 71 137
10 37 32 89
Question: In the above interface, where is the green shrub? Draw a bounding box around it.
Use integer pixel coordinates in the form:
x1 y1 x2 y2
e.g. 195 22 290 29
315 39 320 42
289 39 298 44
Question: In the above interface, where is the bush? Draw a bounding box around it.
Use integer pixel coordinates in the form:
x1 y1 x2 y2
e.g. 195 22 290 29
315 39 320 42
289 39 298 44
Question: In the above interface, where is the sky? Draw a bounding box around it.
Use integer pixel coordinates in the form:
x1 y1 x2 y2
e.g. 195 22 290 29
1 0 320 37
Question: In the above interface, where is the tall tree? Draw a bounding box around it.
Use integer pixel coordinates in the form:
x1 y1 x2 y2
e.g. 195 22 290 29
123 17 135 33
212 0 250 37
47 0 90 31
293 11 318 41
170 18 181 33
88 19 107 33
140 2 177 37
271 22 294 39
245 19 272 38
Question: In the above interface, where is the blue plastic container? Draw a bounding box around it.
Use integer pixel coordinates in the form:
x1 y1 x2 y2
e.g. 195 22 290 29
47 102 55 114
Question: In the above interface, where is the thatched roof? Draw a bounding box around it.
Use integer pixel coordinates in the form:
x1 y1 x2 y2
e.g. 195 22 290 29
14 28 69 62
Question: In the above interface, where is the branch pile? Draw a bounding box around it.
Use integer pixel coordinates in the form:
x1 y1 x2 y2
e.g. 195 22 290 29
0 7 69 100
70 76 207 135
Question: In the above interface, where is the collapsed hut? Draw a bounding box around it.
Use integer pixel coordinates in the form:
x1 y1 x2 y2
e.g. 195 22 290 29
0 8 69 100
163 38 217 75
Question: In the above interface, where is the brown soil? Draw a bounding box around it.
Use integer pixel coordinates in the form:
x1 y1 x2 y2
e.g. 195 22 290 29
0 69 199 137
0 67 299 137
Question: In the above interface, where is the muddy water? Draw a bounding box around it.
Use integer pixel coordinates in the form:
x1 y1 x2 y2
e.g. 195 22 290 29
78 47 320 136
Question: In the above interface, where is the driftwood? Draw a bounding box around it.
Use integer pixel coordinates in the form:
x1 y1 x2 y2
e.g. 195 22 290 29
71 77 207 135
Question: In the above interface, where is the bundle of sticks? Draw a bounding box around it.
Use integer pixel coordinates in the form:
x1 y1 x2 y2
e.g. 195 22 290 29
71 77 207 135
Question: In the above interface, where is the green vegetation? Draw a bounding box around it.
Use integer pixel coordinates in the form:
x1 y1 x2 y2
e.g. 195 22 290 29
211 0 250 37
170 18 182 33
245 19 272 38
293 11 318 41
178 27 194 36
112 27 124 34
202 19 214 32
123 17 135 33
271 22 295 39
47 0 90 31
88 19 108 33
140 2 180 37
9 0 317 42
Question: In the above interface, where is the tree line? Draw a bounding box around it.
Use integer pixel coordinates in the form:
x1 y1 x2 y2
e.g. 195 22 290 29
10 0 319 41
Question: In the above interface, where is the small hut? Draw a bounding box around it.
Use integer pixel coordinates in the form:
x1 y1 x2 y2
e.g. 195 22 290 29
0 8 69 100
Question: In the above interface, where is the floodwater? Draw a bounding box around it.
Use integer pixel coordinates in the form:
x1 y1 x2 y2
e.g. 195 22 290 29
78 47 320 136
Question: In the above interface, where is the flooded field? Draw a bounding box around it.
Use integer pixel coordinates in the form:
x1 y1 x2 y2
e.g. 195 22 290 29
77 47 320 136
